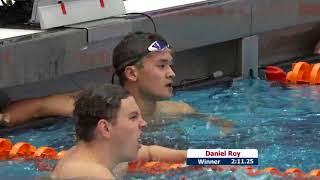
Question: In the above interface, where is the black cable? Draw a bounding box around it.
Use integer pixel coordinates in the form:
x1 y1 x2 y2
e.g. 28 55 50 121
177 73 216 88
104 13 157 33
124 12 157 33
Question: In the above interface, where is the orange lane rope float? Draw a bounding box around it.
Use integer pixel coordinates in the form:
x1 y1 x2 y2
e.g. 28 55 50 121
128 161 320 178
1 138 319 178
265 61 320 84
0 138 65 160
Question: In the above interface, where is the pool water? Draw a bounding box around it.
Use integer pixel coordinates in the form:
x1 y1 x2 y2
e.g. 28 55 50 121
1 79 320 179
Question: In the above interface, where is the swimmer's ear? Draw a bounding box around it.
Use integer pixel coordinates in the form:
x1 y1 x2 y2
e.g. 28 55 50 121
124 66 138 82
97 119 112 139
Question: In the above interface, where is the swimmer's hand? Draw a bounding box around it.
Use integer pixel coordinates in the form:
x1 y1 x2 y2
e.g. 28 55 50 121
187 112 234 136
0 113 11 126
208 117 234 136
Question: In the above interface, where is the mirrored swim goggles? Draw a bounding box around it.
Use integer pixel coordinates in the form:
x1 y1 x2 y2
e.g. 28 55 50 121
111 40 170 84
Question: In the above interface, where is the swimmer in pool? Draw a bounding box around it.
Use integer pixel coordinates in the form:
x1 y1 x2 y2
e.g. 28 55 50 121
51 84 186 180
0 32 232 134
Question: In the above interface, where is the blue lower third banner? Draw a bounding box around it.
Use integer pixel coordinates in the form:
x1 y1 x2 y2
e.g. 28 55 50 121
187 158 258 165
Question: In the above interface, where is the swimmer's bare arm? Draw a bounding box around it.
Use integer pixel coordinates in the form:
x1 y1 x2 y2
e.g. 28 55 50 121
187 112 234 133
137 145 187 163
159 101 233 132
0 91 80 127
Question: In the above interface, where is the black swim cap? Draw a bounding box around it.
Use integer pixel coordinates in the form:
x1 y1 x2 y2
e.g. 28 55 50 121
114 32 169 67
111 32 170 84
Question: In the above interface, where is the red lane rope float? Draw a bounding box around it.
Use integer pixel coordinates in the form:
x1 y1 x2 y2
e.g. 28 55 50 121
265 66 287 82
1 138 319 178
0 138 12 160
265 61 320 84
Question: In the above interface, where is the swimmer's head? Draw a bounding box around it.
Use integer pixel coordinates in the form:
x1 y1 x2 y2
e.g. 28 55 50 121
112 32 175 100
74 84 147 161
112 32 171 85
74 84 130 142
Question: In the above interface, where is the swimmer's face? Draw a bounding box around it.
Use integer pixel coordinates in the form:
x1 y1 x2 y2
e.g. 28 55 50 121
136 50 175 100
110 96 147 162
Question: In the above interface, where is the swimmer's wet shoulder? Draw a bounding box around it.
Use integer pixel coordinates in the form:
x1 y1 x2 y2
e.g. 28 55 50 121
51 161 114 180
52 147 111 177
156 101 195 116
51 153 115 179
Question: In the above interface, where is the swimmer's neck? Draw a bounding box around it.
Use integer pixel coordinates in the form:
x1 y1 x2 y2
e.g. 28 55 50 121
124 84 159 120
134 96 157 120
